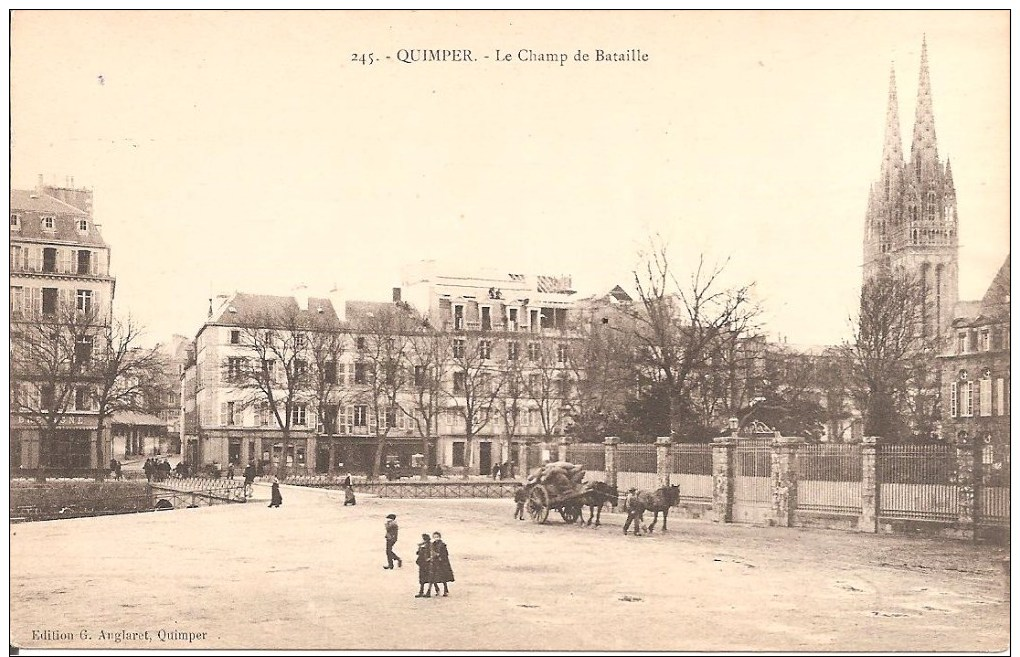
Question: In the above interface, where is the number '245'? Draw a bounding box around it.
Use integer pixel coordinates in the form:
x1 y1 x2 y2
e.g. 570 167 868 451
351 53 375 65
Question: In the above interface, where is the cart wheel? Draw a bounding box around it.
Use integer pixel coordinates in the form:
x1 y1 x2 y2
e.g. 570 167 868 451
561 504 581 524
527 485 549 524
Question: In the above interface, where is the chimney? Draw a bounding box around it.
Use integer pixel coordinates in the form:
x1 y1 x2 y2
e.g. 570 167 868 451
293 284 309 311
36 173 44 192
329 284 347 322
392 287 402 303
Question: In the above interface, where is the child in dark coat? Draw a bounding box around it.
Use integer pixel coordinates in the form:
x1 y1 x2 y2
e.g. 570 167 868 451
414 534 432 598
429 532 455 597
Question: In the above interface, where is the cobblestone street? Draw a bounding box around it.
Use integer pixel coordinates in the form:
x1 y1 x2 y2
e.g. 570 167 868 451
10 483 1010 652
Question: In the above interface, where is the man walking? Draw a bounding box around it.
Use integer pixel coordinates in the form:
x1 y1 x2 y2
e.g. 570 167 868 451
623 487 644 536
383 513 402 570
513 484 527 520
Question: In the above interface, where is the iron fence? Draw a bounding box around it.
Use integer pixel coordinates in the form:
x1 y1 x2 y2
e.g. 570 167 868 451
617 444 658 492
566 444 605 472
877 444 958 522
796 444 862 515
670 444 713 501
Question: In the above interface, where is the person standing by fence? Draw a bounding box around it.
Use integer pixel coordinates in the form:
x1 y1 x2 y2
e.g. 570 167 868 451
513 484 527 520
243 461 256 498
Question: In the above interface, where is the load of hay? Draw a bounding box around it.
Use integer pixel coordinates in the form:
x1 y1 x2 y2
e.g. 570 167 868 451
526 461 586 499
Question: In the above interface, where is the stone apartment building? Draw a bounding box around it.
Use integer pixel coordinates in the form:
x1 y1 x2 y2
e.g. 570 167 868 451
939 255 1010 484
182 265 586 476
9 177 116 470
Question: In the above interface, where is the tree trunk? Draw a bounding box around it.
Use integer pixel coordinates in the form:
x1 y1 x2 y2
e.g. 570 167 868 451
327 434 336 475
420 432 430 480
372 435 386 479
94 412 107 482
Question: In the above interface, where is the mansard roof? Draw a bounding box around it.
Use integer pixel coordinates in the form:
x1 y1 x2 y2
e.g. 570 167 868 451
210 293 341 327
10 189 108 248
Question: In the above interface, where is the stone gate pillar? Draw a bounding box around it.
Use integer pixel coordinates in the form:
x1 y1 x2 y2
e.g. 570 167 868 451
518 442 530 478
955 432 978 540
712 437 735 523
558 437 569 462
604 437 620 490
770 435 802 527
858 436 879 533
655 436 672 488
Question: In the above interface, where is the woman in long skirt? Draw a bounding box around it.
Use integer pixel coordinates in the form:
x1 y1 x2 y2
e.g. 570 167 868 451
269 475 283 508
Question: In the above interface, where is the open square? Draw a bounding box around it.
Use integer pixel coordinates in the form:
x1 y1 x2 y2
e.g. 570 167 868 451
10 484 1010 652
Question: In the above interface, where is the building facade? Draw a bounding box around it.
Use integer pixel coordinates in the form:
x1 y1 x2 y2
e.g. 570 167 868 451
862 39 959 338
939 255 1010 483
10 178 116 470
182 266 585 477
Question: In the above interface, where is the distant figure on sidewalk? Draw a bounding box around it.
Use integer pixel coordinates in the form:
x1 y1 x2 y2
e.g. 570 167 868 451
243 462 256 498
491 462 501 480
383 514 402 570
414 534 433 598
226 463 235 480
268 475 283 508
342 472 356 506
513 484 527 520
429 531 454 597
143 458 153 482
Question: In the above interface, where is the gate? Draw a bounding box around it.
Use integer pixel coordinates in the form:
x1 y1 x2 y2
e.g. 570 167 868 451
732 440 772 523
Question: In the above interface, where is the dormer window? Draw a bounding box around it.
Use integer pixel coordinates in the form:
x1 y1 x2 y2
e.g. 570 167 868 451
41 216 55 231
10 214 20 231
77 219 88 232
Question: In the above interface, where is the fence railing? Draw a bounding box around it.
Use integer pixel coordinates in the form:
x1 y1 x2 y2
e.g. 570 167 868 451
670 444 713 501
877 444 958 522
796 444 862 515
617 444 658 491
151 477 248 503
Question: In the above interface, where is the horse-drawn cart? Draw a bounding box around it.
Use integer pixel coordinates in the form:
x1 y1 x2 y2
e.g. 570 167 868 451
523 461 597 524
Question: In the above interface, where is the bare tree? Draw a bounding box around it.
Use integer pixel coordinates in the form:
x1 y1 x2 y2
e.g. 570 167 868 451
522 340 567 442
445 334 505 476
91 317 169 472
629 238 761 439
306 319 350 474
841 270 940 440
350 305 414 479
562 309 636 441
404 316 449 479
496 350 526 469
225 309 312 478
11 305 103 471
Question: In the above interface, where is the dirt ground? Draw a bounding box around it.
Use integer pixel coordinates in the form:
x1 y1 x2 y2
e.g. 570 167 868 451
9 483 1011 652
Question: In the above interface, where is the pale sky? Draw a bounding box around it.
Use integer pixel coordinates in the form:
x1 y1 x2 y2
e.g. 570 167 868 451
10 10 1010 348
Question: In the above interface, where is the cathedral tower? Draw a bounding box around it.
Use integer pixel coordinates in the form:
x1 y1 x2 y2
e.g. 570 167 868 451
862 38 959 337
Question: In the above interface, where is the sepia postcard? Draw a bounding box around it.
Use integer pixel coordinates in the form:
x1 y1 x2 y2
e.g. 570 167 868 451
8 8 1011 655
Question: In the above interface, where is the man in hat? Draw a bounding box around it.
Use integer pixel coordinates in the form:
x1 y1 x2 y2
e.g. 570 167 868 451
383 514 402 569
622 487 644 536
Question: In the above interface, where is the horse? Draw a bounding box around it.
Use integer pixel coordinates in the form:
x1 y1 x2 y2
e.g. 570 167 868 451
634 484 680 533
576 481 618 527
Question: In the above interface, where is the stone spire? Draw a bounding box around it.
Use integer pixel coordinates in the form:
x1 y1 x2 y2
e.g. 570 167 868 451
880 64 904 193
910 36 940 183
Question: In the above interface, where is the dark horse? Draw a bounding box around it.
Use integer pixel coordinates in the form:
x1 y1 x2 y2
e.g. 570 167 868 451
635 484 680 533
576 481 618 527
